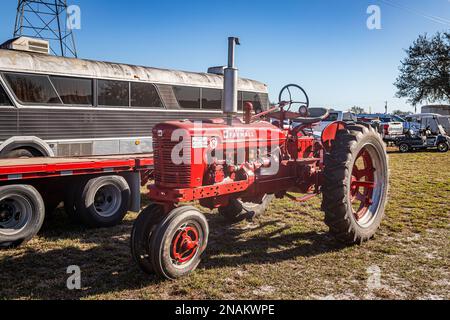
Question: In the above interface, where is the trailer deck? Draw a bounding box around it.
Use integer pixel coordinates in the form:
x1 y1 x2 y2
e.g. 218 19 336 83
0 154 154 182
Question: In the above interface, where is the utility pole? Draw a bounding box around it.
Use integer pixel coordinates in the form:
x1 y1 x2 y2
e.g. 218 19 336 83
13 0 78 57
385 101 388 114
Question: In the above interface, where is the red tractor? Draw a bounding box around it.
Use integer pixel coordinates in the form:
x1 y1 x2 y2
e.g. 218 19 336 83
131 38 389 280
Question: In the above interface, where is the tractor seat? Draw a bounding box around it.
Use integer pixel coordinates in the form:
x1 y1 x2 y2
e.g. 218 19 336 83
294 107 329 125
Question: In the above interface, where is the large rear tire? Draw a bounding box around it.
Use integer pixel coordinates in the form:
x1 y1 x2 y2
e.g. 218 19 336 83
218 194 274 223
321 124 389 244
0 185 45 248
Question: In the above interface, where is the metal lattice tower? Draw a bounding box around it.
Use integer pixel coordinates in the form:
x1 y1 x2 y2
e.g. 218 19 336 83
13 0 78 57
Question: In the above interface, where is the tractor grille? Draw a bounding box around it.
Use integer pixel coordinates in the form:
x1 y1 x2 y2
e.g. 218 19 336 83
153 133 192 188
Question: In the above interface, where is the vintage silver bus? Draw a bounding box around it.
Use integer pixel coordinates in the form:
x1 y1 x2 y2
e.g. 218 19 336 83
0 38 269 158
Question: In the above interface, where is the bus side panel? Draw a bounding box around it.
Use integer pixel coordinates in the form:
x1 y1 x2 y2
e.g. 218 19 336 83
0 107 18 142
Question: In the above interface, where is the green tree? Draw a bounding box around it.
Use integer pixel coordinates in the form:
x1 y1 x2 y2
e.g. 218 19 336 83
392 110 412 117
395 32 450 106
350 106 365 114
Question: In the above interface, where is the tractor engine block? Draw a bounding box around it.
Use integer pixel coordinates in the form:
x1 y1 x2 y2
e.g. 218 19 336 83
152 119 286 189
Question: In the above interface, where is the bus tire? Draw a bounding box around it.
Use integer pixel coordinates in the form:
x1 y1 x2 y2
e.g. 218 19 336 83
5 149 34 159
76 176 131 228
0 185 45 248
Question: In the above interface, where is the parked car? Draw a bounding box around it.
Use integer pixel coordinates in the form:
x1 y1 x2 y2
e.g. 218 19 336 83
357 114 405 143
312 110 357 137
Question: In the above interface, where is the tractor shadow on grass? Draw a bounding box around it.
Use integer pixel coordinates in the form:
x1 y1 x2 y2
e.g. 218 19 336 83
203 214 347 271
0 208 346 299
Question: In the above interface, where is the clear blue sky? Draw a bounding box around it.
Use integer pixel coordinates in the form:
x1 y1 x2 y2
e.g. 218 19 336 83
0 0 449 113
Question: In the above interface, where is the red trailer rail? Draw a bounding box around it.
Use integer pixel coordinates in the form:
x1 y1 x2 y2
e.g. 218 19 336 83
0 154 153 248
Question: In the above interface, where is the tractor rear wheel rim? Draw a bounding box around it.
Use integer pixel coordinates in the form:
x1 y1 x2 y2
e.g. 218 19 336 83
350 145 383 228
0 195 32 236
171 224 200 265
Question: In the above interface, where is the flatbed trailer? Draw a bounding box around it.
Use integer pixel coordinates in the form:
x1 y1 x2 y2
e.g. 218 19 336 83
0 154 154 248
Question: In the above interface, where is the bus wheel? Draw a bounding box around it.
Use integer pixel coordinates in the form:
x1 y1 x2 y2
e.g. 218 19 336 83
76 176 131 228
5 149 34 159
0 185 45 248
149 206 209 280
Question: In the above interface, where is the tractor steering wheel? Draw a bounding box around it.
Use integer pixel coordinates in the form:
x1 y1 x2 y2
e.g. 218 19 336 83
278 84 310 114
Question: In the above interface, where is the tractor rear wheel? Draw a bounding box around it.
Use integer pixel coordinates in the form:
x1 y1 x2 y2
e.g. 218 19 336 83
218 194 274 223
321 124 389 245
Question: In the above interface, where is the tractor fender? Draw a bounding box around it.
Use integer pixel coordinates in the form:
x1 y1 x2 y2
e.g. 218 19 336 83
0 136 55 157
321 121 347 153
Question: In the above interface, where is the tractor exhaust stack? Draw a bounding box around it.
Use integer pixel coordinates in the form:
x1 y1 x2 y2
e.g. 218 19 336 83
223 37 240 125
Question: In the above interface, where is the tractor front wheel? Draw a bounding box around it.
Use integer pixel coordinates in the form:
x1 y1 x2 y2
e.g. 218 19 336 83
132 205 209 279
321 124 389 245
131 204 166 274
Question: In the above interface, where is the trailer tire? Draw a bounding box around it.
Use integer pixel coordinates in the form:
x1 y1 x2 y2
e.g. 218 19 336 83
218 194 274 223
150 206 209 280
131 204 165 274
76 176 131 228
64 180 85 223
322 124 389 245
0 185 45 248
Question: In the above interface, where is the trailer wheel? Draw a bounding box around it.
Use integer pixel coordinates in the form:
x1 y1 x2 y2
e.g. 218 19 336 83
0 185 45 248
76 176 131 228
437 142 449 153
322 124 389 245
130 204 165 274
150 206 209 280
218 194 274 223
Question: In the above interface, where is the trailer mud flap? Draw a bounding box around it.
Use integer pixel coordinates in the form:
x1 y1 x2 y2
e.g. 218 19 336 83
122 172 141 212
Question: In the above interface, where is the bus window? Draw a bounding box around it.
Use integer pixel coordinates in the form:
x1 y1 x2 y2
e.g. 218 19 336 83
3 72 62 104
242 91 263 113
98 80 129 107
0 85 11 106
50 76 93 105
131 82 164 108
201 88 222 110
173 86 200 109
237 91 243 111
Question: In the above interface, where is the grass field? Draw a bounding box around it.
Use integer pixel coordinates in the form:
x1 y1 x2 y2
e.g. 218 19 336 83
0 150 449 300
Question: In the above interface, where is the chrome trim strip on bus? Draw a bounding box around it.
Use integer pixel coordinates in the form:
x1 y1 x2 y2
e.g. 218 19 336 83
45 137 154 143
12 105 227 113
